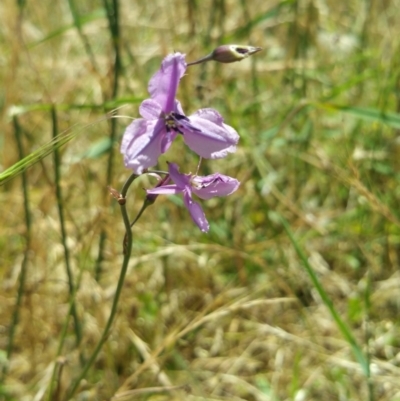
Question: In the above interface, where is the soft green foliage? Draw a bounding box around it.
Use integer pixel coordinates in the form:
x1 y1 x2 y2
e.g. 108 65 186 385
1 0 400 400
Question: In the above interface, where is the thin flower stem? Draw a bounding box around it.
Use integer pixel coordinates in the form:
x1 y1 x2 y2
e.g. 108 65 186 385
121 199 152 254
130 201 150 227
126 170 169 232
187 53 213 66
121 171 139 197
195 157 203 176
64 172 137 401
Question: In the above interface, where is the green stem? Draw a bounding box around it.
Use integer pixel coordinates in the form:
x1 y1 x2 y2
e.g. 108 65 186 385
102 0 121 99
95 0 121 282
64 172 138 401
1 116 32 381
279 214 370 376
46 268 83 401
67 0 99 73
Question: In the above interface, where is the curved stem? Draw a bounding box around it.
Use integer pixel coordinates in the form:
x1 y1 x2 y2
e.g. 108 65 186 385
121 170 168 252
64 173 137 401
121 172 139 197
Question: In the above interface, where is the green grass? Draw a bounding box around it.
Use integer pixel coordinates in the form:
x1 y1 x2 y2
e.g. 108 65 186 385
1 0 400 400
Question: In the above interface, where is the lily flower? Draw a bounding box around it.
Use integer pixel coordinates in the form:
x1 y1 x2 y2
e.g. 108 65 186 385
121 53 239 174
146 163 240 232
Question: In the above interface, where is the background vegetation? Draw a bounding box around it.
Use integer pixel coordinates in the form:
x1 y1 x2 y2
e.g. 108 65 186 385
1 0 400 400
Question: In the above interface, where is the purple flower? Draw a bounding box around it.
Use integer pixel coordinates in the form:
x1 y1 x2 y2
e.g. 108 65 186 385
146 163 240 232
121 53 239 174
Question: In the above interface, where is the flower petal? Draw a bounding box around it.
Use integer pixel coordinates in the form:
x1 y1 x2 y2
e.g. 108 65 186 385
160 130 178 154
145 174 172 203
183 108 239 159
146 184 181 196
167 163 191 188
183 191 210 232
121 118 168 174
148 53 187 112
139 99 162 119
192 173 240 200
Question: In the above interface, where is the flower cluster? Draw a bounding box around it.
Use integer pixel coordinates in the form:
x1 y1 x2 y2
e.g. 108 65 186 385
121 51 241 232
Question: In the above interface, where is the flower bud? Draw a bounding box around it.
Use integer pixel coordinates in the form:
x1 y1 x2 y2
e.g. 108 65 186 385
187 45 262 66
211 45 262 63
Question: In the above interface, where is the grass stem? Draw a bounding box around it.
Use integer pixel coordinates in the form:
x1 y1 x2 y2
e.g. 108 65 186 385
280 214 370 378
1 117 32 381
51 106 83 352
95 0 121 282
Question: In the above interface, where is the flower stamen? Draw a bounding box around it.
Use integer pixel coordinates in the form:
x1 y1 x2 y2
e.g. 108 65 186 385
164 112 202 135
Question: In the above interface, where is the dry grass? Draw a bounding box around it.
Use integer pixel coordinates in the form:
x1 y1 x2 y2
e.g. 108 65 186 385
1 0 400 400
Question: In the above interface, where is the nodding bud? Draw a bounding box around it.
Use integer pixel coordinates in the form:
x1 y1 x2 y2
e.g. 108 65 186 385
212 45 262 63
187 45 262 66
